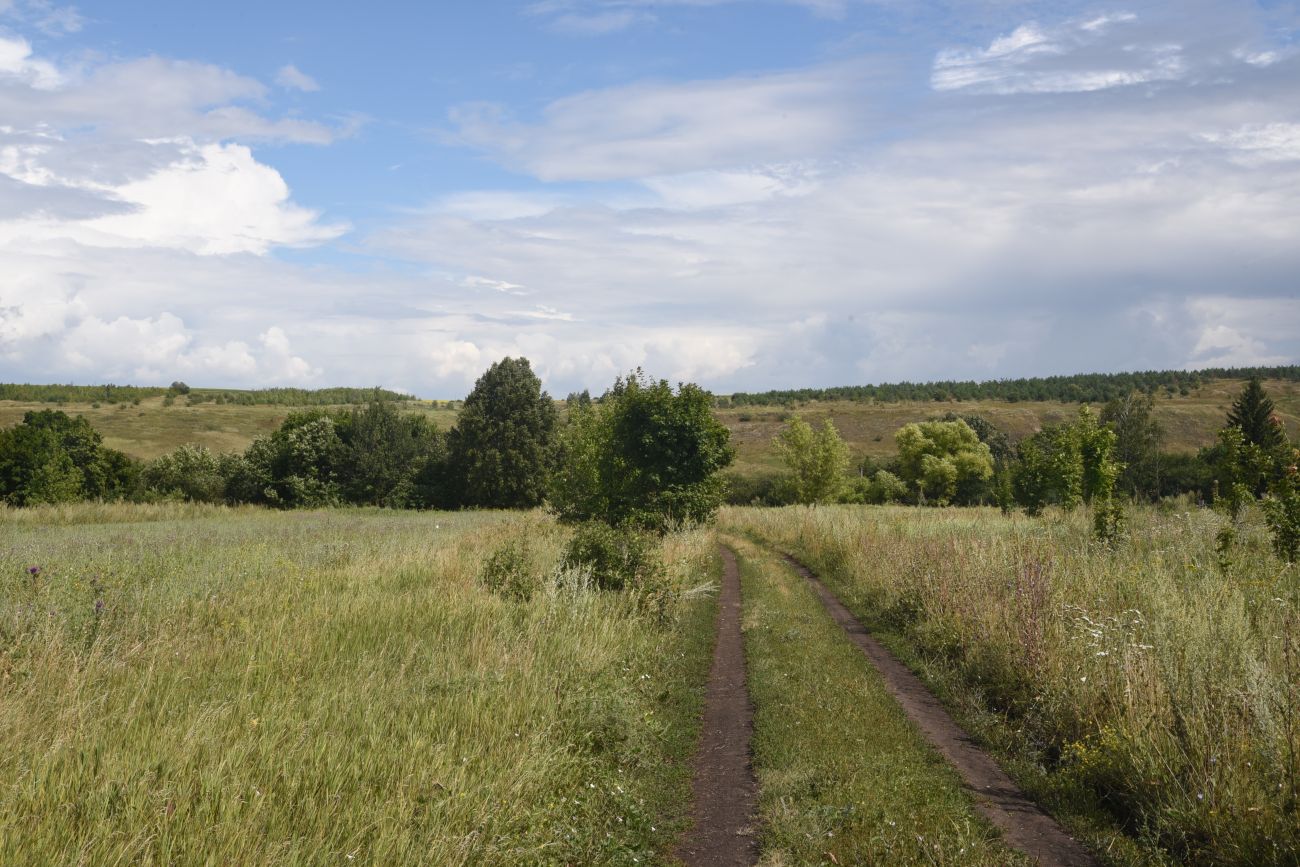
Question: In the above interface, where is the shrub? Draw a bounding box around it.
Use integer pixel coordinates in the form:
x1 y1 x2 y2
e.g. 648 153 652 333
478 539 538 601
562 522 664 592
1261 461 1300 562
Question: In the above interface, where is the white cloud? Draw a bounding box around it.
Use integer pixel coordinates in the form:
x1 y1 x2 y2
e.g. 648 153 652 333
1200 123 1300 164
932 13 1189 94
0 0 82 35
0 34 61 88
550 10 650 34
0 42 338 143
448 62 873 181
0 139 347 254
276 64 320 92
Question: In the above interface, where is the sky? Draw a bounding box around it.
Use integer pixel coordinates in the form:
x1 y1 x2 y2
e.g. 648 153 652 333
0 0 1297 397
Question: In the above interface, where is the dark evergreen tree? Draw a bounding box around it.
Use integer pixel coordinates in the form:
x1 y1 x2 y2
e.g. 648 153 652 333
1227 378 1286 450
444 357 557 509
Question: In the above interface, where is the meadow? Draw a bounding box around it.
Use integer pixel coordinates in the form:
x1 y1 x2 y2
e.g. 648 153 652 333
722 503 1300 865
0 504 717 864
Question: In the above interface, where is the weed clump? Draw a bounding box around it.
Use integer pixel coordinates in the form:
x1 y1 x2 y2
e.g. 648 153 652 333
562 522 664 593
478 538 539 601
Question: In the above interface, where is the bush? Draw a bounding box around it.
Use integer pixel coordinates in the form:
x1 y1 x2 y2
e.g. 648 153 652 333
562 522 664 592
478 539 539 601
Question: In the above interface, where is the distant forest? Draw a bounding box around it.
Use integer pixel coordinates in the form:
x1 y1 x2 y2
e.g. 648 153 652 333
720 365 1300 408
0 384 414 406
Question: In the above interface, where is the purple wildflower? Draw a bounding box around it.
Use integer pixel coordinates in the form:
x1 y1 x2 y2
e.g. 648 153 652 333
94 599 105 614
27 565 40 576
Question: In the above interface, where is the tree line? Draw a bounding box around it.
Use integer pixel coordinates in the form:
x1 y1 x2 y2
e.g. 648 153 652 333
0 382 414 406
721 365 1300 408
750 377 1298 557
0 359 734 532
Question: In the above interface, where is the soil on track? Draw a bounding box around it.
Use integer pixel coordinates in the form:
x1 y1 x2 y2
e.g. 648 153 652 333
675 545 759 867
783 553 1099 867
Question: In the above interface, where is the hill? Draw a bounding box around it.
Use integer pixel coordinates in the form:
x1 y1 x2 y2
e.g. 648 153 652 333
2 373 1296 473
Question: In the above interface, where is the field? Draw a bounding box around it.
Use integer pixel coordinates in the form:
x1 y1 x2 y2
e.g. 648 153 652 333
4 377 1296 472
4 498 1295 864
0 505 717 863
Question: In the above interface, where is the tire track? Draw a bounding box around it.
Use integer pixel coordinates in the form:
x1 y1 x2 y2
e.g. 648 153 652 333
675 545 759 867
781 552 1099 867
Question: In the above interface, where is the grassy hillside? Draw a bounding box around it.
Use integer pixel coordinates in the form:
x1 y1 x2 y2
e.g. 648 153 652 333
718 376 1300 474
2 377 1296 471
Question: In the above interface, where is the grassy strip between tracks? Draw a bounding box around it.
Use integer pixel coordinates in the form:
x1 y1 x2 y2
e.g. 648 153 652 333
727 535 1030 866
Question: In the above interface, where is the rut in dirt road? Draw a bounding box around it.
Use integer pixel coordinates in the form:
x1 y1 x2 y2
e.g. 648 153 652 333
782 553 1099 867
675 545 759 867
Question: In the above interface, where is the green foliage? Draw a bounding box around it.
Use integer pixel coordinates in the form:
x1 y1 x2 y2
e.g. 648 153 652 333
478 538 538 600
1228 377 1286 450
1261 459 1300 562
1101 391 1164 499
551 371 733 532
774 416 850 505
1012 406 1120 515
841 469 908 505
196 386 414 406
895 419 993 505
334 401 443 507
142 444 227 503
443 357 556 509
561 521 664 592
168 381 191 395
228 411 344 508
938 412 1012 467
0 383 168 403
0 410 137 506
723 364 1300 407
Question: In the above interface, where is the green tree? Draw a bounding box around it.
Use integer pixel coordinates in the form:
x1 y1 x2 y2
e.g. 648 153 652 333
1012 406 1121 517
895 420 993 505
550 371 734 531
142 444 227 502
229 411 345 508
774 417 850 505
1100 391 1163 499
334 401 443 507
444 357 557 509
1227 378 1286 450
0 410 136 505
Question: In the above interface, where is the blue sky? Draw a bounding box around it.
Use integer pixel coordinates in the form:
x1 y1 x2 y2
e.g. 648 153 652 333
1 0 1297 396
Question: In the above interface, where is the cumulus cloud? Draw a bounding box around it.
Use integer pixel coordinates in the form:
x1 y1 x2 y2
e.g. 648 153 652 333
0 139 346 254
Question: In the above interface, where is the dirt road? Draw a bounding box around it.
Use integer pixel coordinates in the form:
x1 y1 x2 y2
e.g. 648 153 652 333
675 545 759 867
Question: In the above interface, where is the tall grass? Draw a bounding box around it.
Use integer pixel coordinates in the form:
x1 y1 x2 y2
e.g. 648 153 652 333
0 504 717 864
723 504 1300 866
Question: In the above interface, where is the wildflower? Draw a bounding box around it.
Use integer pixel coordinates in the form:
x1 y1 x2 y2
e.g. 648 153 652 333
94 599 105 614
27 566 40 576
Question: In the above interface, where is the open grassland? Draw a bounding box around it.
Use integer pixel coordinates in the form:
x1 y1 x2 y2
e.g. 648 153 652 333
726 536 1029 866
7 377 1295 472
723 504 1300 865
0 504 716 864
